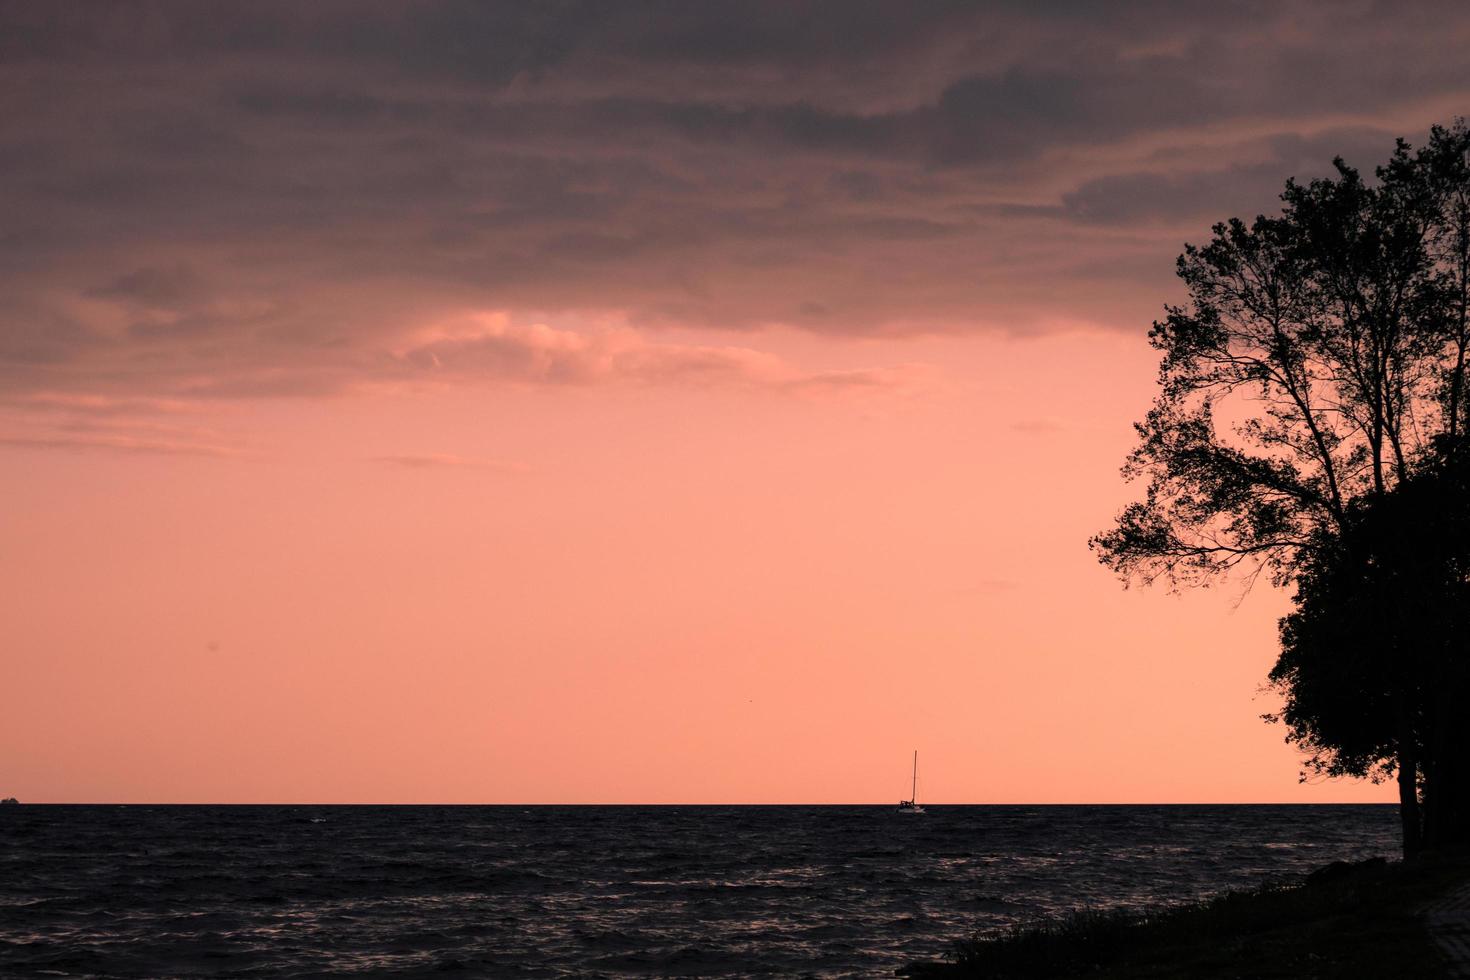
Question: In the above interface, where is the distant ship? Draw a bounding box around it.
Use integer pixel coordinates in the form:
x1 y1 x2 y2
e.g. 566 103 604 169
897 751 925 814
0 797 17 806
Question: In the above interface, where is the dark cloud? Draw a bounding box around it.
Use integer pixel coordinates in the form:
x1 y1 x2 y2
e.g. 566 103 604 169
1059 127 1405 226
88 265 209 307
1 0 1467 406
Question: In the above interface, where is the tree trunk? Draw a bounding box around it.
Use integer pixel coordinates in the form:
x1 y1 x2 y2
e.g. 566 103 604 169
1426 670 1470 849
1398 727 1422 858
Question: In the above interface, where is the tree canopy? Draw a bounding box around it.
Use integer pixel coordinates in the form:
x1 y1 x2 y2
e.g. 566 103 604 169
1093 122 1470 589
1093 121 1470 853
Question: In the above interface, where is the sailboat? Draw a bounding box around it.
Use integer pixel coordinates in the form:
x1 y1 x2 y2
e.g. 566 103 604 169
897 750 925 813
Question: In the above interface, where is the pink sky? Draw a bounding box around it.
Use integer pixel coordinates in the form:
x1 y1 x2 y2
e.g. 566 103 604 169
7 2 1461 802
3 326 1394 803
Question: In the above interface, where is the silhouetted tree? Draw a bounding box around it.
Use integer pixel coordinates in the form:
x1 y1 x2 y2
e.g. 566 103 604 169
1093 121 1470 855
1270 448 1470 853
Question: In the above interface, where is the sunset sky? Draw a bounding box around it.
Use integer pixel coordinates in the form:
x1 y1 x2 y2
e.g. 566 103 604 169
6 1 1465 803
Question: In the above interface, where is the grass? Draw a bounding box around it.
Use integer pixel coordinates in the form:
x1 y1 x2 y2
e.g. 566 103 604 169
902 854 1470 979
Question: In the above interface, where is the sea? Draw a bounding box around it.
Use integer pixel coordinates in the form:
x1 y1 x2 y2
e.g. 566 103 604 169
0 804 1399 978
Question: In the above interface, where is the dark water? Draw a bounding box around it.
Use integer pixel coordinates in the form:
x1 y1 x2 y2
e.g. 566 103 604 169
1 804 1398 978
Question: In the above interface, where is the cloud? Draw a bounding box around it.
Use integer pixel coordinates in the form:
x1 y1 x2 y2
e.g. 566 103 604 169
392 316 925 395
0 433 242 458
369 453 530 472
1056 127 1408 227
780 366 933 398
2 2 1468 406
9 392 203 415
86 265 209 308
0 389 246 457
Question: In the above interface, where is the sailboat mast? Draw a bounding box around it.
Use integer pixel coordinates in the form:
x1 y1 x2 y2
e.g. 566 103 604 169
912 750 917 802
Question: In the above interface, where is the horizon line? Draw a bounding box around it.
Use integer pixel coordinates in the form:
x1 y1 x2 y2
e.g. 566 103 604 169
7 800 1399 807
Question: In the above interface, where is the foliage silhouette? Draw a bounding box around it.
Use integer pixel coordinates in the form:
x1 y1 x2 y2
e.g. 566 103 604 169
1093 120 1470 854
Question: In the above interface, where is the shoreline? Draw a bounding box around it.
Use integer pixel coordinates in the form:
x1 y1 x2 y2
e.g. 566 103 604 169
903 854 1470 979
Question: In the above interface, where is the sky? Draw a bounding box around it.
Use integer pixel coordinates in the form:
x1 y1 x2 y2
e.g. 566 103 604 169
5 1 1464 803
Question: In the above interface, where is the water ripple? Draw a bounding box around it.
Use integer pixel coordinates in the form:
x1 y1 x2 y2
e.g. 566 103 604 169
0 804 1399 977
